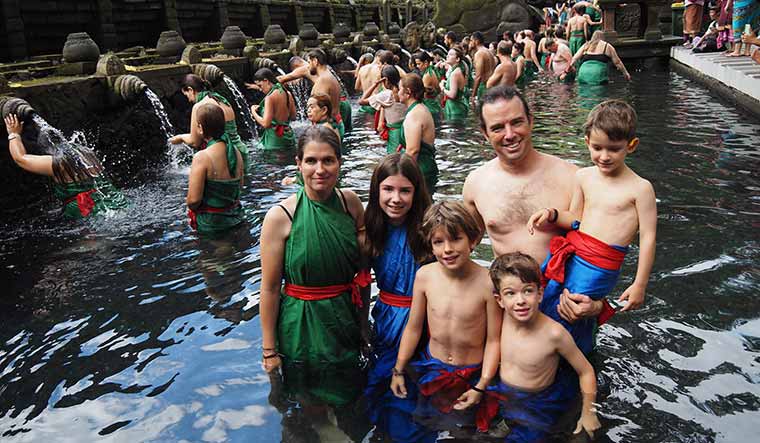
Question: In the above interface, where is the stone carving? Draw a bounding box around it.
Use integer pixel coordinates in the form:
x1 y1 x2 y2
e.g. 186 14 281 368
433 0 535 39
111 75 148 103
181 45 202 65
156 31 186 58
388 22 401 37
263 25 288 51
289 37 305 56
221 26 247 51
334 22 351 43
96 54 127 76
252 57 279 72
0 97 36 121
243 45 259 62
616 4 642 36
421 21 437 48
363 21 380 39
0 75 8 94
401 21 422 50
62 32 101 63
191 63 224 86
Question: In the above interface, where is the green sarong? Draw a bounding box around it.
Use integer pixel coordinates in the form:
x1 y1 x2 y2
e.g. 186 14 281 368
569 30 586 56
255 83 295 151
442 67 469 119
513 55 526 86
339 97 352 133
577 59 609 85
279 188 363 406
386 120 403 154
359 104 376 114
197 91 249 168
398 101 438 192
524 60 538 81
422 66 442 122
586 7 602 35
476 82 487 101
189 133 243 235
53 177 127 219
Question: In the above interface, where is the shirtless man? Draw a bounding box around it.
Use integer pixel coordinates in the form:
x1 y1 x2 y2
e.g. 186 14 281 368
521 30 544 73
277 49 341 127
463 86 603 322
355 52 382 95
469 31 497 101
486 41 517 88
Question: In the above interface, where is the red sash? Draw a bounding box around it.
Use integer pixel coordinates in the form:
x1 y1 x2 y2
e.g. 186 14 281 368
544 230 626 285
372 109 381 132
283 268 371 308
378 290 412 308
187 200 240 230
274 124 287 137
420 365 481 414
64 189 96 217
334 113 342 124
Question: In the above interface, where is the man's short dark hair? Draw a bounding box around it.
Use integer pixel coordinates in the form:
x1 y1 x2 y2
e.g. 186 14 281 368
478 85 532 131
445 31 458 42
472 31 484 44
307 48 327 65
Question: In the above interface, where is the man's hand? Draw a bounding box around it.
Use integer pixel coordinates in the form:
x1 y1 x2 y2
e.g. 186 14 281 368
168 135 183 145
250 104 259 114
617 283 645 312
244 82 260 91
453 389 483 410
262 353 282 373
558 289 603 323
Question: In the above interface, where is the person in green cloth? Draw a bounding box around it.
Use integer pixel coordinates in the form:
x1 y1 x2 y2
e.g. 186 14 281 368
249 68 296 151
186 103 244 235
170 74 249 169
581 1 604 36
307 93 342 142
520 30 543 80
511 41 527 86
359 65 407 153
259 124 370 408
567 31 631 85
567 3 590 56
414 51 442 122
397 74 438 192
439 46 470 119
469 31 497 102
4 113 126 219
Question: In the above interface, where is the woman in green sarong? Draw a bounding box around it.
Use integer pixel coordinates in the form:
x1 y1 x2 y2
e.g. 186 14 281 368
414 51 442 123
259 125 370 407
170 74 249 169
584 1 603 36
512 41 527 86
569 31 631 85
307 93 341 143
397 74 439 192
439 46 469 119
359 65 407 153
186 103 244 236
567 4 589 56
4 114 126 219
250 68 297 151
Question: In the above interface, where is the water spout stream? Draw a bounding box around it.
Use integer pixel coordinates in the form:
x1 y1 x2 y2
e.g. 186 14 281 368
223 75 258 140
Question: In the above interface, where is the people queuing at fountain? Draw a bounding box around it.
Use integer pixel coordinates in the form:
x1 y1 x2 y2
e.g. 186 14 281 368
469 32 497 102
3 114 126 218
487 41 518 88
247 68 296 151
359 64 407 153
170 74 249 168
413 51 442 121
186 103 244 235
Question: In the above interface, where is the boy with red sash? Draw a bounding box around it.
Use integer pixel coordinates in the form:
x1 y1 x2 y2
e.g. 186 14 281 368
391 201 501 435
528 99 657 355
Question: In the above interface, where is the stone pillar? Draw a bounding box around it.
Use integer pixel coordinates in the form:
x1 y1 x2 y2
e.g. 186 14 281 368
214 0 230 37
406 0 413 26
294 4 305 31
598 0 619 43
259 4 271 30
382 0 390 31
643 0 663 41
1 0 27 60
163 0 181 33
94 0 117 51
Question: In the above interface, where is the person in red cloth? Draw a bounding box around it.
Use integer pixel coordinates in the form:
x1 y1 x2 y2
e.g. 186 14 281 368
527 99 657 354
390 201 502 434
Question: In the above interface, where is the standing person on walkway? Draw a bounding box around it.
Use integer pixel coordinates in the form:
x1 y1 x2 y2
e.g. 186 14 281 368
568 31 631 84
259 125 370 407
4 114 127 219
487 41 518 88
171 74 248 168
440 46 470 120
470 31 497 101
728 0 760 55
684 0 706 47
363 153 436 443
249 68 296 151
397 74 438 193
186 103 244 235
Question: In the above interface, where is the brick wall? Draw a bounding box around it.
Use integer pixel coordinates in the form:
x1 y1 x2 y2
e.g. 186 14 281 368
20 0 100 55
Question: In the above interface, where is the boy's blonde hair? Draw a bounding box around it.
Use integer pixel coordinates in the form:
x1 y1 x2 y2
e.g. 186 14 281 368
420 201 481 244
583 99 637 142
489 252 542 291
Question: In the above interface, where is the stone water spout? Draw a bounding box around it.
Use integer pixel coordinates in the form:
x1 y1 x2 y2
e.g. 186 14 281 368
0 97 36 121
191 64 225 87
110 75 148 103
252 57 279 72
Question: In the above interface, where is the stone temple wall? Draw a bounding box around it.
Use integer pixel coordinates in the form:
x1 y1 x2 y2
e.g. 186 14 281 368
112 0 167 51
20 1 101 56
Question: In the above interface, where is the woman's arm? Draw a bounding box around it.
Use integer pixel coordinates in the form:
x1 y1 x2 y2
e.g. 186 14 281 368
4 115 54 177
170 103 204 148
402 114 422 160
608 45 631 80
252 93 274 128
358 78 384 105
443 70 462 99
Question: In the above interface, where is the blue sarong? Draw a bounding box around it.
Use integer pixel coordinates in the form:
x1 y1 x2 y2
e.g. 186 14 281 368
488 379 571 443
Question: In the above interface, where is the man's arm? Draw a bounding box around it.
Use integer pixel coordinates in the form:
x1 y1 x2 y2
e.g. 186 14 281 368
277 65 313 84
618 180 656 312
486 65 502 88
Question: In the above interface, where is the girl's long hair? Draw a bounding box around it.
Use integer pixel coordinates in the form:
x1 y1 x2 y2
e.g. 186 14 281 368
364 153 432 262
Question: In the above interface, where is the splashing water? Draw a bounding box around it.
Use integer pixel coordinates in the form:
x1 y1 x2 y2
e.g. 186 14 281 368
346 56 358 68
144 89 175 139
290 79 311 121
276 67 287 77
223 75 258 140
144 89 193 167
32 114 101 179
327 66 348 97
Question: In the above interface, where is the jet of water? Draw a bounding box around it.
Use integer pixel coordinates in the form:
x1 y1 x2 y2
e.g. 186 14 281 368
346 56 358 68
223 75 258 140
144 89 176 140
276 67 287 77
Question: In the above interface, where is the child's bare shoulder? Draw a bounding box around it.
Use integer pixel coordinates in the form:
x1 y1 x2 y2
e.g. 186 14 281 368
540 314 573 344
415 262 438 280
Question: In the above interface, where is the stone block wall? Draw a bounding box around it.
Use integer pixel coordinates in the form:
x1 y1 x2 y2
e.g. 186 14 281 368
20 0 100 56
227 0 265 37
112 0 167 50
176 0 219 42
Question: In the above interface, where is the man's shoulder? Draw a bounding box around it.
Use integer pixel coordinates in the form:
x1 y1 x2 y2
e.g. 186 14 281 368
539 152 578 174
465 158 500 183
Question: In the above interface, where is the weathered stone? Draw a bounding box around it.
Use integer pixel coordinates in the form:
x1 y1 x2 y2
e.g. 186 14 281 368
252 57 278 72
363 21 380 38
243 45 259 62
110 74 148 103
62 32 101 63
0 75 9 94
191 63 224 86
181 45 202 65
96 54 127 77
432 0 533 39
388 22 401 37
289 37 305 56
401 21 422 51
0 97 36 121
421 21 437 48
221 26 247 51
156 30 186 59
353 34 364 46
334 22 351 43
299 23 319 41
264 25 287 45
56 62 97 76
330 48 348 65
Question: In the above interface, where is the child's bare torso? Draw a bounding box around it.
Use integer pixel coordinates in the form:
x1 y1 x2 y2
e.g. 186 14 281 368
499 313 561 391
423 262 491 367
579 166 648 246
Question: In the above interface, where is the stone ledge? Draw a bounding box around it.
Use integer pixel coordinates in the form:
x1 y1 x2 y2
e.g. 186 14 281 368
670 46 760 105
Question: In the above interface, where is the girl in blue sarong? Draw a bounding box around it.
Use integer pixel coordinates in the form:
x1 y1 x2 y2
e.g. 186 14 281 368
362 153 435 443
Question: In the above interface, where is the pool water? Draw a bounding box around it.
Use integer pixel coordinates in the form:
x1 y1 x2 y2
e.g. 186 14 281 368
1 61 759 442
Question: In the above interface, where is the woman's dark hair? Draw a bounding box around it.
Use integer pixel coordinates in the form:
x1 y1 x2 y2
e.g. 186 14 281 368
254 68 279 84
182 74 211 92
309 92 332 119
401 74 424 101
297 125 341 161
414 51 432 63
514 41 525 53
364 153 432 262
52 146 103 184
381 65 401 88
573 4 585 14
197 103 226 139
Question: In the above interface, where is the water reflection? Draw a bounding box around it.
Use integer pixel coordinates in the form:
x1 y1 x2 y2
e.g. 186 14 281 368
0 65 759 442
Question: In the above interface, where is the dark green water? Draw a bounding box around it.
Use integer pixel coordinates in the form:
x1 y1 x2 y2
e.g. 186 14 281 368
1 62 759 442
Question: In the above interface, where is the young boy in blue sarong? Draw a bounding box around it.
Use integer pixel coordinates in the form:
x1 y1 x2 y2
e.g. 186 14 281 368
487 252 601 442
390 201 502 433
527 99 657 354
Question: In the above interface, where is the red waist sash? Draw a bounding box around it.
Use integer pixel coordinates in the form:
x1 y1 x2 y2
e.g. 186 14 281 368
64 189 96 217
544 229 626 285
274 124 287 137
373 108 381 132
420 365 481 414
283 268 371 308
378 290 412 308
187 200 240 230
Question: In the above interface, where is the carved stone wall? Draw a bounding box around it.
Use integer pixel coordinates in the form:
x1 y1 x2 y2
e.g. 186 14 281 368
615 3 641 37
433 0 536 41
20 1 100 56
112 0 167 50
